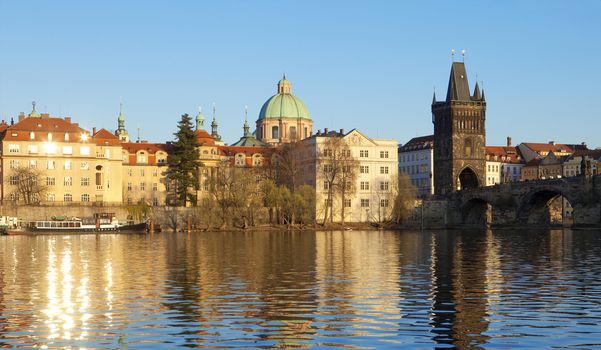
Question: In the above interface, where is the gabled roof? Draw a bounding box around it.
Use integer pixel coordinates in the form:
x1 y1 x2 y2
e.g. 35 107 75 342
121 142 169 154
521 142 580 154
485 146 523 164
8 116 85 133
92 128 121 146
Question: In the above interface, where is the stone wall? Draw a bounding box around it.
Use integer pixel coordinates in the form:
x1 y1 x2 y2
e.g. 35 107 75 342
403 199 448 229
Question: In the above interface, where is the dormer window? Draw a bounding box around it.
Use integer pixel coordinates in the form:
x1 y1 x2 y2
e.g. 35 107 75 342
64 133 69 141
30 131 35 140
137 151 147 164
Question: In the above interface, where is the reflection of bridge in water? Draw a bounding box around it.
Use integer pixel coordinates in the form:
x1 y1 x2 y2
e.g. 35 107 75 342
448 174 601 228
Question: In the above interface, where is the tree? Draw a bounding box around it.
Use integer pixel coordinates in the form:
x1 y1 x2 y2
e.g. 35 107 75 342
10 166 47 205
317 136 356 224
391 173 417 224
167 114 200 206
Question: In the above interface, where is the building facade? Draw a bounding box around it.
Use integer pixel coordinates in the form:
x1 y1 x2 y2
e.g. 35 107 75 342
432 61 487 194
398 135 434 197
298 129 398 223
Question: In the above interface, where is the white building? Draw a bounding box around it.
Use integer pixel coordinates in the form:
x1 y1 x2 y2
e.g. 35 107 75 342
398 135 434 197
298 128 398 223
485 138 524 185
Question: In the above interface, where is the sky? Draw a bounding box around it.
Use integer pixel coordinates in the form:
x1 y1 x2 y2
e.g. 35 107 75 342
0 0 600 148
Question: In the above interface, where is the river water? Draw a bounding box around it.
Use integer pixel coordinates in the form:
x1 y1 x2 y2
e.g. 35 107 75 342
1 229 601 349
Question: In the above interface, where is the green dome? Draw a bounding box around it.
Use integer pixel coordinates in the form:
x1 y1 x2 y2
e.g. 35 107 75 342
258 77 311 120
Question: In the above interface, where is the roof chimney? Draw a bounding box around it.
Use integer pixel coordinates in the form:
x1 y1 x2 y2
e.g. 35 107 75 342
18 112 25 122
92 127 97 135
507 136 512 147
324 128 329 134
340 128 344 135
65 116 71 123
316 129 321 135
549 141 555 145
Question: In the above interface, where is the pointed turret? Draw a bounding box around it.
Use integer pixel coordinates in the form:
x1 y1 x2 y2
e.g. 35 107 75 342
432 91 437 105
243 106 250 137
211 103 221 141
115 102 129 142
481 88 486 101
195 106 204 130
445 62 471 102
473 81 482 100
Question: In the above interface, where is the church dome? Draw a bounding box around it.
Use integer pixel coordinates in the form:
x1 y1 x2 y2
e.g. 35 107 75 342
258 76 311 120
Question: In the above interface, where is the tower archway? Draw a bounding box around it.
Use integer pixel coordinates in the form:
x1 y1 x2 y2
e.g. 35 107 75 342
458 167 479 190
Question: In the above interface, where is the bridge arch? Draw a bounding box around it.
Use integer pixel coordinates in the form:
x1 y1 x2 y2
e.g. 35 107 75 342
461 197 493 227
518 187 574 227
458 166 480 190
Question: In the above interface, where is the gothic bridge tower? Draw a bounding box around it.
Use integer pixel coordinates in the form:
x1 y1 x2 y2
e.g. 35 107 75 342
432 61 486 195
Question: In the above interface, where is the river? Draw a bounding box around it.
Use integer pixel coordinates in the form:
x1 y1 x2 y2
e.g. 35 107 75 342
1 229 601 348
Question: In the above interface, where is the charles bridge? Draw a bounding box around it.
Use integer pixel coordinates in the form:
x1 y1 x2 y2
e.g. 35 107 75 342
446 174 601 228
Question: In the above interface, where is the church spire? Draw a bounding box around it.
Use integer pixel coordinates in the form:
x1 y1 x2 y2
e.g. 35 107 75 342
432 90 437 105
243 105 250 137
115 102 129 142
211 103 221 141
195 106 204 130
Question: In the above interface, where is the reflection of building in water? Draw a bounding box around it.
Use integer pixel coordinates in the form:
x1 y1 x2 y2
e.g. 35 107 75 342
314 231 402 331
163 232 319 348
429 231 492 348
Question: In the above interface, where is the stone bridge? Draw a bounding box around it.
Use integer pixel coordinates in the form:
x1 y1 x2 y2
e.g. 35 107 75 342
447 174 601 228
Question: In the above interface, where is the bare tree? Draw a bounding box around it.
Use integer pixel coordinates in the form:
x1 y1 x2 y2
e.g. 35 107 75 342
317 136 357 224
391 173 417 224
10 166 47 205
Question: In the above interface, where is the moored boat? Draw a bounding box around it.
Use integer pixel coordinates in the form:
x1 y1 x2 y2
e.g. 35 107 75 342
1 213 147 235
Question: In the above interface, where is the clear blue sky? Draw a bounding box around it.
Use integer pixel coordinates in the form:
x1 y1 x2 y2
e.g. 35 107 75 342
1 0 599 147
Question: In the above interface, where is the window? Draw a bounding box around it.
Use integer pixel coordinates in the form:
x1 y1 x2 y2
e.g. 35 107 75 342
64 194 73 202
64 177 72 186
62 146 73 155
64 133 69 141
9 160 19 169
360 150 369 158
28 145 38 154
380 181 389 191
152 197 159 206
80 146 90 155
360 181 370 190
80 161 89 170
380 151 389 158
105 149 110 158
323 164 333 172
153 169 158 177
137 152 147 164
342 149 351 157
140 182 145 191
9 176 18 185
29 160 37 169
324 181 330 190
47 193 55 202
47 133 53 141
64 160 72 170
289 126 297 140
380 199 389 207
380 166 389 174
29 131 35 140
152 183 158 191
81 194 90 202
324 198 332 207
323 149 333 157
361 199 370 207
140 169 145 176
127 197 132 205
235 154 245 166
360 165 369 174
127 183 132 191
81 177 90 186
128 169 133 176
272 126 279 139
344 199 351 208
46 177 55 186
47 160 55 170
9 144 19 153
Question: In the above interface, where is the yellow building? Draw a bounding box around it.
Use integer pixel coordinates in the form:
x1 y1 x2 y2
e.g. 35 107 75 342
121 142 169 206
0 105 122 204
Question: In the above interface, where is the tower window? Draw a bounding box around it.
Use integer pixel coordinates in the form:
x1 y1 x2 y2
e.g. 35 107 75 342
272 126 279 139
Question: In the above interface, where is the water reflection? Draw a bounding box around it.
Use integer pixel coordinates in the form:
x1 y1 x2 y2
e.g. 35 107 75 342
1 229 601 348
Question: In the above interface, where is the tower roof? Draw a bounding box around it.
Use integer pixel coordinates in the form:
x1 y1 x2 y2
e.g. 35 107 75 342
446 62 472 102
258 76 311 121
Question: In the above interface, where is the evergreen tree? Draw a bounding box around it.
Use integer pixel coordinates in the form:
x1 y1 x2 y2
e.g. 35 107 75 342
167 114 200 206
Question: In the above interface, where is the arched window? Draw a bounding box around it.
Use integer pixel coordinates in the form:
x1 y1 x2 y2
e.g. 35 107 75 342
464 138 473 157
252 154 263 166
235 153 245 167
272 126 279 139
137 151 147 164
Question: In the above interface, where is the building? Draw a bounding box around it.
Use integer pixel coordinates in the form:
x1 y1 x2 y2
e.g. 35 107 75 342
517 141 587 163
431 61 487 194
256 76 313 145
121 141 169 206
0 103 123 204
485 137 524 185
562 149 601 177
398 135 434 197
298 128 398 223
521 151 563 181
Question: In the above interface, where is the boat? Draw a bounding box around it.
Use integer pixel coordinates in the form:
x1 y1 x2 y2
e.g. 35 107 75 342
1 213 147 235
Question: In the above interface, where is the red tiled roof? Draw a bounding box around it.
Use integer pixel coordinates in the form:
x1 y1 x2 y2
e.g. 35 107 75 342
521 142 576 153
400 135 434 151
195 130 215 145
485 146 523 164
92 128 121 146
1 116 87 142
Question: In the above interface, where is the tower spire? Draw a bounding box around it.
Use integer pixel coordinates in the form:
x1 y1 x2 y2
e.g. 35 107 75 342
243 105 250 137
196 106 204 130
115 101 129 142
211 102 221 141
473 80 482 100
